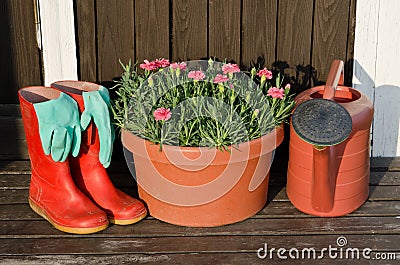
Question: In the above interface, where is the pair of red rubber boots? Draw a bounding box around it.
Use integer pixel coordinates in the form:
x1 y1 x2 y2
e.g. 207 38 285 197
18 81 147 234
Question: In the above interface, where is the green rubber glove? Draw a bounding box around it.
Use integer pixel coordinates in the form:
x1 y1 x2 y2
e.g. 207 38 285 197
81 86 114 168
34 92 81 162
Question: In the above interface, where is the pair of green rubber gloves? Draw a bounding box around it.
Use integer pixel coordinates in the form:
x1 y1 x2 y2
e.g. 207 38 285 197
33 86 114 168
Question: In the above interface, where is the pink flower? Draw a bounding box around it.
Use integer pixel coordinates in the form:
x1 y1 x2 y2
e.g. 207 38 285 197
213 74 229 83
285 83 291 90
155 58 170 68
188 70 206 81
140 60 158 71
140 58 170 71
170 62 187 70
257 68 273 79
222 63 240 74
267 87 285 99
153 107 172 121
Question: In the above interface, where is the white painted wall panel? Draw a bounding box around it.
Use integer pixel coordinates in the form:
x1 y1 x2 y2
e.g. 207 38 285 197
373 0 400 156
353 0 400 156
39 0 78 86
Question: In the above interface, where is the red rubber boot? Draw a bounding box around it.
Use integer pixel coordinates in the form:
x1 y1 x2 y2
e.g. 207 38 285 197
51 81 147 225
18 87 109 234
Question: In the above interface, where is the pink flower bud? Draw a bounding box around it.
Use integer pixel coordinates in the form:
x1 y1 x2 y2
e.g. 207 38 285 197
213 74 229 83
222 63 240 75
257 68 273 80
267 87 285 99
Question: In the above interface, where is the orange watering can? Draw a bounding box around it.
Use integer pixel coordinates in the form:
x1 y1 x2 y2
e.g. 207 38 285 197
287 60 374 217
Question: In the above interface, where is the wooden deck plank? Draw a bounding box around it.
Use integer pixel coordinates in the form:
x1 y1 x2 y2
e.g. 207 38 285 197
0 252 398 265
0 235 399 256
0 235 399 254
370 157 400 171
1 185 398 205
0 104 20 116
1 216 399 238
0 117 25 139
1 200 399 222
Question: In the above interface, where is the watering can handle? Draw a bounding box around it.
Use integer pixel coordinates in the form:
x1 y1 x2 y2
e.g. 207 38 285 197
323 60 344 100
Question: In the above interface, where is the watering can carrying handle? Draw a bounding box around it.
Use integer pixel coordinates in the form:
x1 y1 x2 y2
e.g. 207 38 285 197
323 60 344 100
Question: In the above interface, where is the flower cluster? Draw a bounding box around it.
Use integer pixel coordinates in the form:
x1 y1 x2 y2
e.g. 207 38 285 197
140 58 171 71
112 58 295 150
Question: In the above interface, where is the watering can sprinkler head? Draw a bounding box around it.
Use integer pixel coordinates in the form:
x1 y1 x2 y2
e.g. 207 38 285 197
292 98 352 148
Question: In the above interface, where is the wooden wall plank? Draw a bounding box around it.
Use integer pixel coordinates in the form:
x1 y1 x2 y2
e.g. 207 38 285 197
97 0 134 82
276 0 314 92
172 0 208 61
209 0 241 63
0 0 42 103
242 0 277 69
312 0 350 85
345 0 357 85
135 0 170 64
75 0 97 82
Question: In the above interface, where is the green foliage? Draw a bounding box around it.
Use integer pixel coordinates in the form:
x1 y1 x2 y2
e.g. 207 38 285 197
111 59 295 151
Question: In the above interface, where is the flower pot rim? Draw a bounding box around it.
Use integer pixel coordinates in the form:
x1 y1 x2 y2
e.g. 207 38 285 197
121 124 284 165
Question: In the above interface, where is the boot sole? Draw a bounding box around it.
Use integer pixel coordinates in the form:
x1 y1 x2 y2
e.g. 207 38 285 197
108 210 148 225
29 199 109 234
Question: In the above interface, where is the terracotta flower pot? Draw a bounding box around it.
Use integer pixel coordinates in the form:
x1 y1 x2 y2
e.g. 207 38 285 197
122 126 284 227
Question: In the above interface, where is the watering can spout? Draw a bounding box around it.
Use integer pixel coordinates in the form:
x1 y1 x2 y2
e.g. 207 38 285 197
311 146 336 212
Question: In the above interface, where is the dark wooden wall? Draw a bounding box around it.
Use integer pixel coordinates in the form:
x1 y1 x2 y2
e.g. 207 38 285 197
0 0 42 160
75 0 356 93
0 0 356 160
0 0 42 104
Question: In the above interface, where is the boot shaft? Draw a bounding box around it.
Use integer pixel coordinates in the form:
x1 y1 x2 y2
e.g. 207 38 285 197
18 87 72 179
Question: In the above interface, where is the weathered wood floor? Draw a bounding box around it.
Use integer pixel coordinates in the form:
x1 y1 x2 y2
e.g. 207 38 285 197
0 157 399 264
